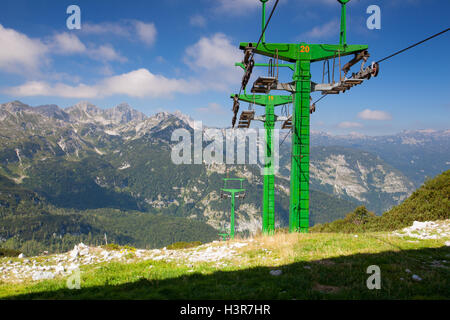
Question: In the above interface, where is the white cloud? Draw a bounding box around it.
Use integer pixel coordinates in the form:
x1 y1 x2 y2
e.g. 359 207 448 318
82 22 130 37
100 69 199 97
190 14 207 27
196 103 226 114
299 19 339 40
215 0 260 13
4 80 98 98
4 68 203 99
82 20 157 46
89 44 127 62
97 65 114 76
185 33 240 70
0 24 48 73
47 32 126 62
49 32 86 54
357 109 392 121
338 121 363 129
184 33 241 90
4 33 241 99
0 24 126 77
133 21 157 46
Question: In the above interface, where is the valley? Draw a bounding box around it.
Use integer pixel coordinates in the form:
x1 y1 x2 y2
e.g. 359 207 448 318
0 100 448 255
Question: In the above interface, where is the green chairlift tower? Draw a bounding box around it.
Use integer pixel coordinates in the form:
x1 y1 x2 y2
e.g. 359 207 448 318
220 178 246 240
231 0 379 233
231 93 292 235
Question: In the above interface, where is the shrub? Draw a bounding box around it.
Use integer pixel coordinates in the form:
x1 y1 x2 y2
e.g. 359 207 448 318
0 247 21 257
311 170 450 233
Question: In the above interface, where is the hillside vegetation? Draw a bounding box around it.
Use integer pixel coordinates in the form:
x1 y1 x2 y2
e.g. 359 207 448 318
1 170 449 300
312 170 450 233
0 172 219 256
1 229 449 300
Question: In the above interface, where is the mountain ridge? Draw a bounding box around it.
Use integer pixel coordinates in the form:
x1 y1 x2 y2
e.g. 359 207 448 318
0 99 448 233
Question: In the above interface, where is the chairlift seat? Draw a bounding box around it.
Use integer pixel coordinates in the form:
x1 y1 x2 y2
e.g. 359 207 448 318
251 76 278 94
237 110 255 128
344 79 364 85
323 90 340 95
240 110 255 120
281 115 292 129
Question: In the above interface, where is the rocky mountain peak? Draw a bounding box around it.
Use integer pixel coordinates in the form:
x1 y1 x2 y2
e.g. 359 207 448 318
173 110 195 129
35 104 70 121
0 100 33 113
105 103 147 124
66 101 102 116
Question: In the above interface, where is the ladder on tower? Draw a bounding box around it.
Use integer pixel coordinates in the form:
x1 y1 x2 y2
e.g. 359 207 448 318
267 178 275 231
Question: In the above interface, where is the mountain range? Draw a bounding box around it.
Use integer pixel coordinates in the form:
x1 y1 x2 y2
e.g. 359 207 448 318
0 100 448 254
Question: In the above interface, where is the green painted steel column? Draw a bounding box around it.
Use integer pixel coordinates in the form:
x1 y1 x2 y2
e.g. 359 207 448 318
232 94 292 235
290 51 310 233
230 191 235 239
263 98 275 235
339 0 349 46
260 0 268 43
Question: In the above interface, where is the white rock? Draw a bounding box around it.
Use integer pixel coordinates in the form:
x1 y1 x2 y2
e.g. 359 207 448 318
84 256 93 264
54 265 65 273
18 253 25 258
445 241 450 246
67 263 79 272
354 235 358 238
70 248 79 259
78 243 88 249
412 274 422 281
32 271 54 281
270 270 282 276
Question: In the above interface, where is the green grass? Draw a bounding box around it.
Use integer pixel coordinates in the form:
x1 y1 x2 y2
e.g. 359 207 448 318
1 231 449 300
166 241 202 250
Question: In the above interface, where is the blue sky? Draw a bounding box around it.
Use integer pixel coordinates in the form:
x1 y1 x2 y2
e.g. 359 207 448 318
0 0 448 135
